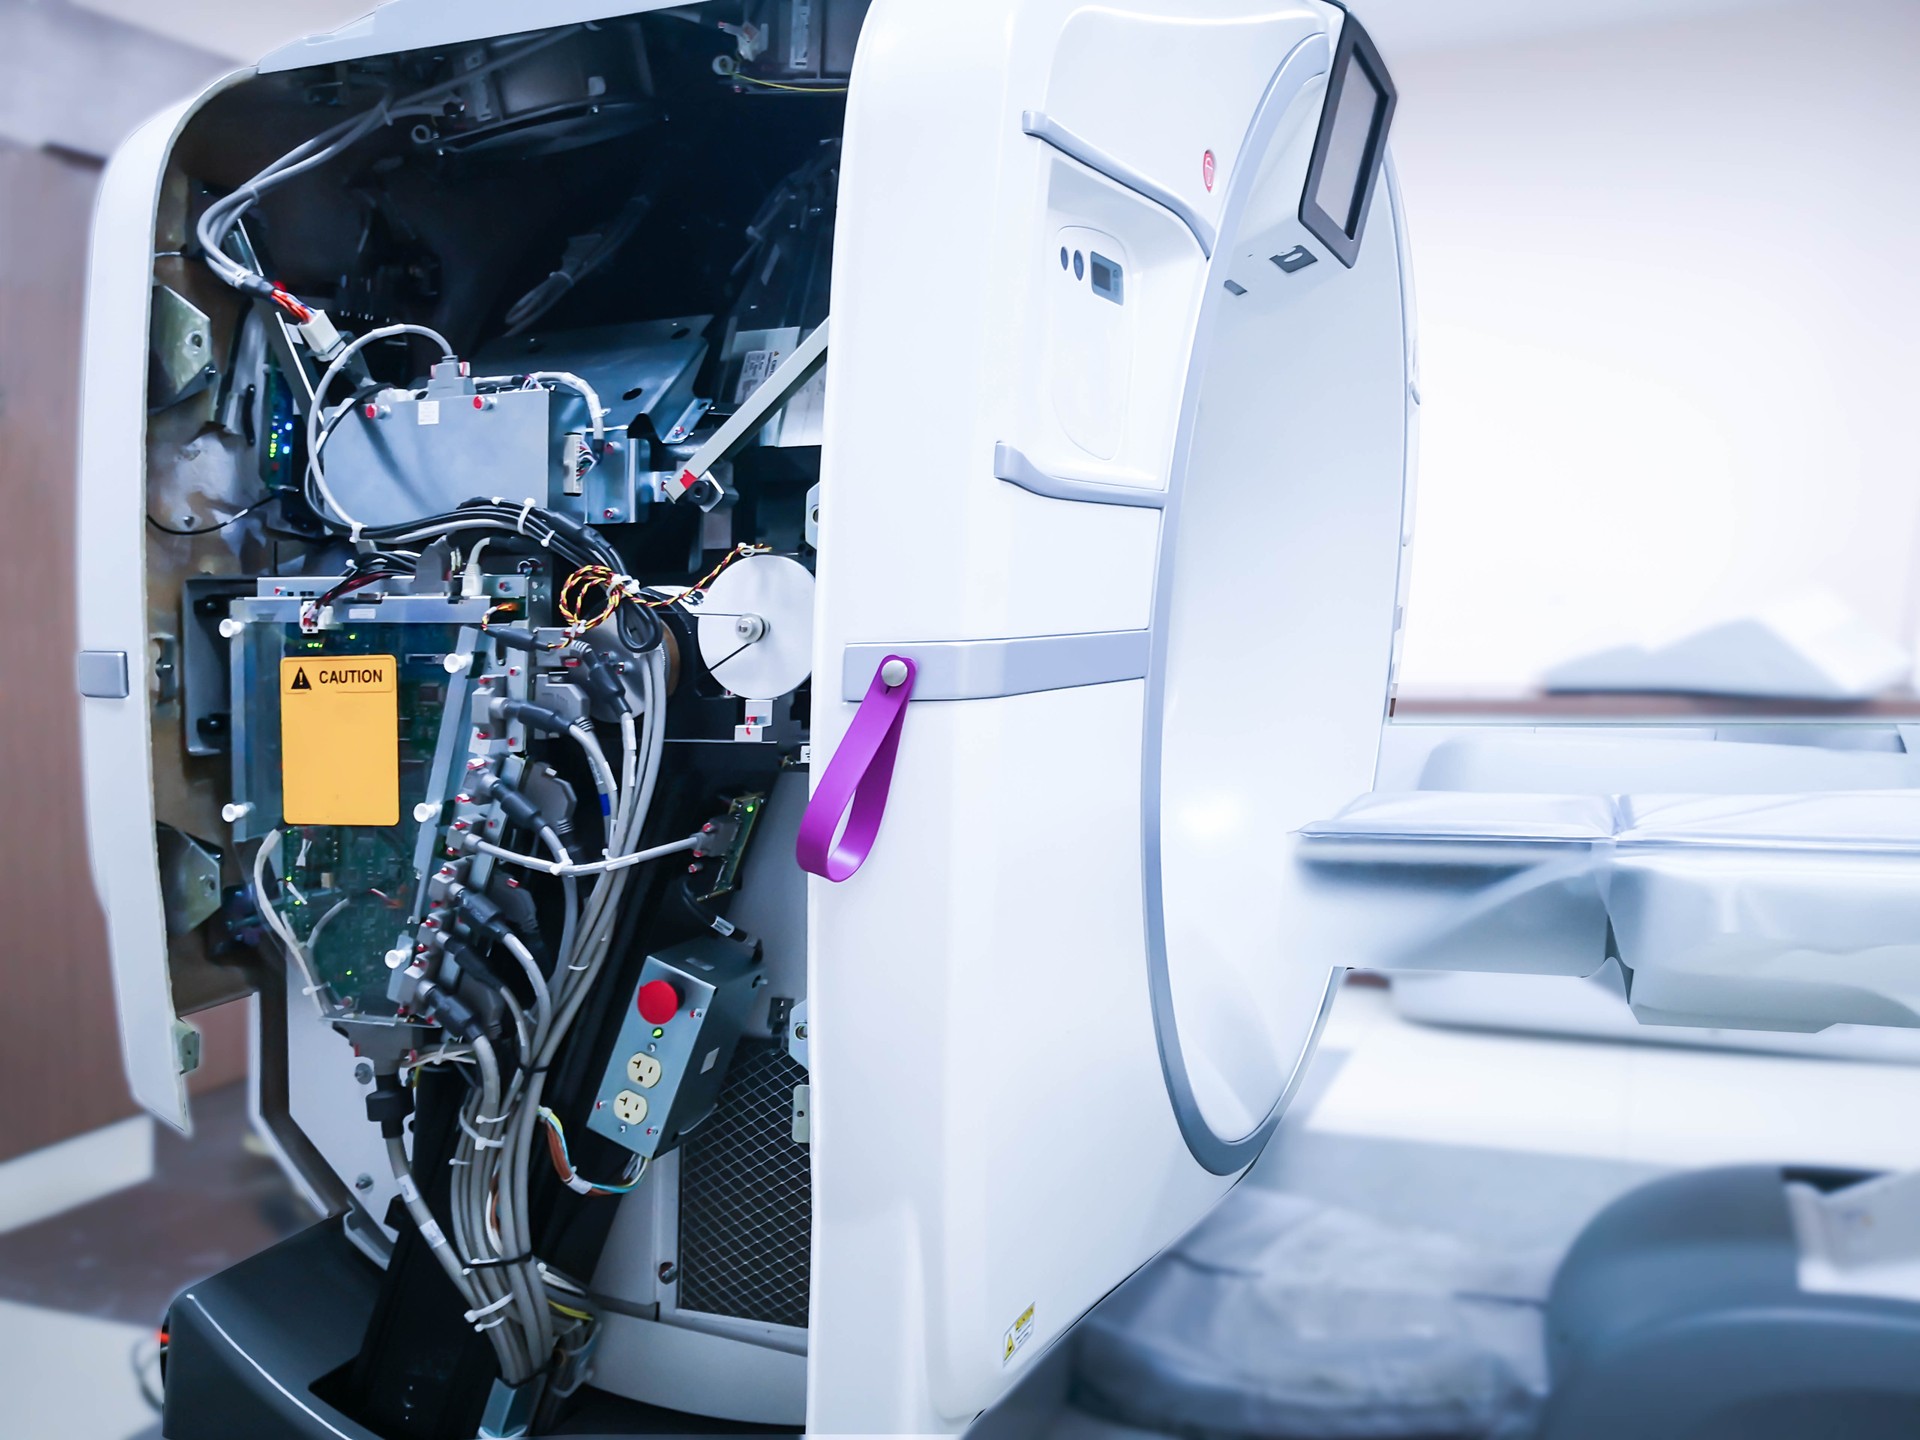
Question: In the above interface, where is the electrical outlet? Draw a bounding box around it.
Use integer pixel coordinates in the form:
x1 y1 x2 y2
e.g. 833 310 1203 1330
626 1052 663 1088
612 1090 649 1126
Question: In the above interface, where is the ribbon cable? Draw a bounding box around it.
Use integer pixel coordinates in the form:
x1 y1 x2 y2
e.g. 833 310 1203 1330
795 655 917 882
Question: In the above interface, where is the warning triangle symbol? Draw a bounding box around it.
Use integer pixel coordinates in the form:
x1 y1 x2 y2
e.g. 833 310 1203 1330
291 667 312 691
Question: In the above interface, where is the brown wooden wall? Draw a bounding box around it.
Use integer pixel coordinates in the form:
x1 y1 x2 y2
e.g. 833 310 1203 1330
0 140 246 1165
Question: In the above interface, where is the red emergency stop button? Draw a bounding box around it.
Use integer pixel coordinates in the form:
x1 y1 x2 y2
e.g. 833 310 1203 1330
637 979 681 1025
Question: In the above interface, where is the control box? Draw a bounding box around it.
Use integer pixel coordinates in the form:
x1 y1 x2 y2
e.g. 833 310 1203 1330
587 937 762 1159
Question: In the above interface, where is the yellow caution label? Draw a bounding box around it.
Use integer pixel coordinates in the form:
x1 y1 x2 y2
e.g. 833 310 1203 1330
1002 1303 1036 1366
280 655 400 826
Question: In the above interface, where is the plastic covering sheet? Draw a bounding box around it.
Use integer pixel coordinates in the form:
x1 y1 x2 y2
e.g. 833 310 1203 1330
1073 1188 1554 1439
1296 791 1920 1033
1292 794 1620 978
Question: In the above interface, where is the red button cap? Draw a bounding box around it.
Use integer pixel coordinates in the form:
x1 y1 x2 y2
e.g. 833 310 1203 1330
636 979 681 1025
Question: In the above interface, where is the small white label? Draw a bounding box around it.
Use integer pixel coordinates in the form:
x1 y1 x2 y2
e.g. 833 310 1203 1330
788 0 812 68
397 1174 422 1205
736 348 777 403
778 371 827 446
417 399 441 426
792 1083 811 1144
419 1218 449 1251
702 1047 720 1073
1003 1303 1036 1366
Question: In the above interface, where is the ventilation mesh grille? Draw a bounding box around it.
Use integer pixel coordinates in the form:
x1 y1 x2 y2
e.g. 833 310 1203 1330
676 1040 811 1328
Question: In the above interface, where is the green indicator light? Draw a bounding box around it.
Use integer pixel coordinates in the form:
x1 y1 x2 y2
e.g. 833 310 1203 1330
651 1027 664 1039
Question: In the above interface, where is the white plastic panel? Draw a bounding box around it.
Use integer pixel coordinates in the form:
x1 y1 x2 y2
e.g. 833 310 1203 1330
1146 20 1409 1164
1297 789 1920 1037
1615 793 1920 1032
1047 224 1133 459
807 682 1225 1431
1296 793 1617 979
810 2 1371 1428
78 89 242 1133
1042 4 1329 248
1016 147 1200 497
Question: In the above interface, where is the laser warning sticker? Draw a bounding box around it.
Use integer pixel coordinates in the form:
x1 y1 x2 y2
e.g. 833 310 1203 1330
280 655 400 826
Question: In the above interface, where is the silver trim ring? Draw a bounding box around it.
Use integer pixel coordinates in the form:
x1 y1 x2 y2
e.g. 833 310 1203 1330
1139 30 1340 1175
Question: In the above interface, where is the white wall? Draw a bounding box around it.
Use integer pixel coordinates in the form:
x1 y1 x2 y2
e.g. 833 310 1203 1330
66 0 370 64
0 0 228 157
1387 0 1920 693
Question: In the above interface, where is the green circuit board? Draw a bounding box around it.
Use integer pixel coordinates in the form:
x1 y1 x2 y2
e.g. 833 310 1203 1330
276 826 418 1015
260 625 470 1016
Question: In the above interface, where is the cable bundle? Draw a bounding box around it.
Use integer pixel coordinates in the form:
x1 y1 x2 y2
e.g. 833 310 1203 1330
385 643 669 1387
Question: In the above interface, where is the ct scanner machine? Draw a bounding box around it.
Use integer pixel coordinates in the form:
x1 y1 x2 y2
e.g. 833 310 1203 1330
72 0 1920 1434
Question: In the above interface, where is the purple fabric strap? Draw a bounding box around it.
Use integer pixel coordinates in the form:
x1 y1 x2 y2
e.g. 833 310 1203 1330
796 654 917 882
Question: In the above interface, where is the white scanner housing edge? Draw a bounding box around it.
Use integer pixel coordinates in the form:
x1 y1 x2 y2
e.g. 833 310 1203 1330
78 0 1417 1431
811 1 1411 1424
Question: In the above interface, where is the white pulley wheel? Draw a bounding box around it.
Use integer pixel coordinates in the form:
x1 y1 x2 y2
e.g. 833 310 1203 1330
693 554 815 700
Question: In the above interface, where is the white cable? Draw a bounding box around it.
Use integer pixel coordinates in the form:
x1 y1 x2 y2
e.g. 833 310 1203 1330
306 894 353 955
464 1293 514 1323
537 1262 587 1297
520 371 606 443
495 930 552 1030
566 717 618 817
540 826 580 981
198 30 584 305
458 1113 506 1150
402 1044 474 1081
460 537 493 599
252 832 328 1017
471 833 700 877
305 323 456 532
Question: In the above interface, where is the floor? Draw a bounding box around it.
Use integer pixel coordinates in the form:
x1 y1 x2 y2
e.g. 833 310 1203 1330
0 1083 309 1440
8 982 1920 1439
1011 977 1920 1440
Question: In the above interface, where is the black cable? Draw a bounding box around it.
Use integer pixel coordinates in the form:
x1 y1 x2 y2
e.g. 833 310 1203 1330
303 497 660 654
702 634 757 676
146 493 282 535
151 376 377 538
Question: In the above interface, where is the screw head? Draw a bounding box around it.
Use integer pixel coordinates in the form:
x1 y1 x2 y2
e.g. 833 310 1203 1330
354 1173 374 1191
353 1062 374 1085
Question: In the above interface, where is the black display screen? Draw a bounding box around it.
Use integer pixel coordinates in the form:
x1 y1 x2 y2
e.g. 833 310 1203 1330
1299 19 1397 268
1313 61 1384 237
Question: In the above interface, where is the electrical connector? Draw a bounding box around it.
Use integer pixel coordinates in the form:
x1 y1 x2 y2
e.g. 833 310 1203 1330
364 1070 415 1139
412 976 482 1044
693 819 742 857
477 774 544 832
446 883 518 948
488 697 574 735
295 309 347 363
569 649 626 709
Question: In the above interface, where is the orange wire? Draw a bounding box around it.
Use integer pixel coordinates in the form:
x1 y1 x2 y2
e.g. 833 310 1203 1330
640 543 769 609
